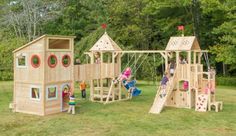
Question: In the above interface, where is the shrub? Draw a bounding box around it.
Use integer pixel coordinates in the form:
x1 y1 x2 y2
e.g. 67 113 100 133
216 76 236 86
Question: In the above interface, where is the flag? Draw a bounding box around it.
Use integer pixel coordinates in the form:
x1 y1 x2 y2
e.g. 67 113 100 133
178 25 184 30
101 23 107 29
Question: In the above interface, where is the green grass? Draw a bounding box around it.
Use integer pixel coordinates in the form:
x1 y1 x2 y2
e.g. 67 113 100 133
0 81 236 136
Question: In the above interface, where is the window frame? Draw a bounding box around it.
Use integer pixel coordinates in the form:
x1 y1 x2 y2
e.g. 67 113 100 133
47 38 71 51
31 54 41 68
16 53 28 68
62 54 71 67
46 85 58 101
29 85 41 101
48 54 58 68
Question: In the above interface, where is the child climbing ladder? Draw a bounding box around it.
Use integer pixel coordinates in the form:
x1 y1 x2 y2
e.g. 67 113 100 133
160 72 169 98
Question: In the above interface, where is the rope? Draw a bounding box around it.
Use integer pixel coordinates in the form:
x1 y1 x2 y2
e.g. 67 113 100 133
127 53 143 73
134 54 137 79
133 53 150 74
123 53 136 70
203 52 210 70
161 56 164 74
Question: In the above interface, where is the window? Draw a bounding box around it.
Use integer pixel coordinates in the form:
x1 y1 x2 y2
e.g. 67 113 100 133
46 85 58 100
16 53 27 68
30 86 40 101
48 39 70 50
31 55 40 68
62 55 71 67
48 55 57 68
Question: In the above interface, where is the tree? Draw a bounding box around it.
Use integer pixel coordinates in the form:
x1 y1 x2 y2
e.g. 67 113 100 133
201 0 236 73
1 0 63 41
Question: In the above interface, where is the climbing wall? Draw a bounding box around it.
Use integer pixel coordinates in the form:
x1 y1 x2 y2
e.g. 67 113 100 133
195 94 208 112
166 90 189 108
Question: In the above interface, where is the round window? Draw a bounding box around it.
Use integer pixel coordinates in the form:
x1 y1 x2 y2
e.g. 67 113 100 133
48 55 57 68
62 55 71 67
31 55 40 68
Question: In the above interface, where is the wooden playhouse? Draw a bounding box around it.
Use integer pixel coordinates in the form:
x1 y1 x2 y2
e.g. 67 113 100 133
13 35 75 116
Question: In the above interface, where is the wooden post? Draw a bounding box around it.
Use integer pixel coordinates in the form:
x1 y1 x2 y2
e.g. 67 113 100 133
90 52 94 101
112 52 115 101
100 52 103 102
207 72 211 111
198 52 202 64
71 38 75 103
165 51 168 72
187 51 192 108
118 54 122 100
176 51 179 91
193 51 196 64
42 37 47 115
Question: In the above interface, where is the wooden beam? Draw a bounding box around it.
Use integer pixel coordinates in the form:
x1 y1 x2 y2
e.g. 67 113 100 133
100 52 104 102
116 50 166 54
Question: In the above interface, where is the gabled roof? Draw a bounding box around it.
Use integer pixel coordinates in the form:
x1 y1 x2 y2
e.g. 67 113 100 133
13 35 76 53
165 36 201 51
89 32 122 52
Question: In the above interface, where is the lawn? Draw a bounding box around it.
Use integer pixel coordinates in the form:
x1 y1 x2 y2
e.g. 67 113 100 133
0 81 235 136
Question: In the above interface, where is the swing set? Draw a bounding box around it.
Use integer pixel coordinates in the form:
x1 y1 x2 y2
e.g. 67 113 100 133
74 32 222 113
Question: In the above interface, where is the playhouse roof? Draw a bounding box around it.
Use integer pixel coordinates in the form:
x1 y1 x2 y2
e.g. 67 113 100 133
165 36 201 51
89 32 122 52
13 35 76 53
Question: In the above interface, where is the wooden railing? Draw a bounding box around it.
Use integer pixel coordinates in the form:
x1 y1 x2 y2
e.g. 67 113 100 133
74 63 120 81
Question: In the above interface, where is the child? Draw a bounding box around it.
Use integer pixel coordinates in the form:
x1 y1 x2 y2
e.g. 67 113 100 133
75 58 81 65
79 81 86 99
62 86 70 111
169 60 176 77
114 67 132 84
183 81 188 90
68 94 76 114
94 52 101 64
160 72 169 98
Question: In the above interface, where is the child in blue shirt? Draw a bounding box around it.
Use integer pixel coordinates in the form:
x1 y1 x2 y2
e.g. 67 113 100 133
160 72 169 98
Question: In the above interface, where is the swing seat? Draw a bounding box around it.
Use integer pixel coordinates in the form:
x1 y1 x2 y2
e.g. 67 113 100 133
132 88 141 96
210 101 223 112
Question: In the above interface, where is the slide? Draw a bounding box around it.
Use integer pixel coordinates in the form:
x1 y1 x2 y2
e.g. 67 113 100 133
149 73 176 114
122 80 141 96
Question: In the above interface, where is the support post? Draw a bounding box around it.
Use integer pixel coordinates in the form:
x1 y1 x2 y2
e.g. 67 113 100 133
118 54 122 100
112 52 115 101
100 52 103 102
90 52 94 101
187 51 192 108
165 51 168 73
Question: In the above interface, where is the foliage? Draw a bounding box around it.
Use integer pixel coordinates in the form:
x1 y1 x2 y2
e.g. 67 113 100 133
0 0 236 80
0 37 26 80
200 0 236 71
0 0 63 41
216 76 236 86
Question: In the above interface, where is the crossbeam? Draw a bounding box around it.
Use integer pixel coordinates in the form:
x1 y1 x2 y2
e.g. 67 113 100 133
116 50 166 54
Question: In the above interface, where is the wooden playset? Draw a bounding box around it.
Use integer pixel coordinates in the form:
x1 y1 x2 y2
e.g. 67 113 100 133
12 32 223 116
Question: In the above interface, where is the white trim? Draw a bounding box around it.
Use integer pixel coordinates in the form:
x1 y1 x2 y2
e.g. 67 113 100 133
16 53 28 68
46 85 58 101
29 85 41 101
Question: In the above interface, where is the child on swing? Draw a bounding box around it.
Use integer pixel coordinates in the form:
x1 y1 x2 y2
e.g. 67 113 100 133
113 67 132 84
160 72 169 98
